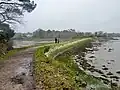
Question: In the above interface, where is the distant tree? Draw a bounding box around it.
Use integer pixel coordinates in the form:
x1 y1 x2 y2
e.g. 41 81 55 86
33 29 45 38
47 29 51 33
69 29 75 32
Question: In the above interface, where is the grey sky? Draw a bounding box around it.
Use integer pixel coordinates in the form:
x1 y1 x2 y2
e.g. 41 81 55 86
17 0 120 33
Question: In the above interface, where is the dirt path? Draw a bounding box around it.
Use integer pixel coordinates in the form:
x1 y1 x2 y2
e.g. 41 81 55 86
0 47 38 90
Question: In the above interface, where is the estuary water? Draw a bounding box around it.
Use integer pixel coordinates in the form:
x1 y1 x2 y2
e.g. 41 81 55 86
85 39 120 84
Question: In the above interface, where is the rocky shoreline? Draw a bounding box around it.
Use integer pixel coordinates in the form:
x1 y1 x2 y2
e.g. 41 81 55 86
74 40 120 89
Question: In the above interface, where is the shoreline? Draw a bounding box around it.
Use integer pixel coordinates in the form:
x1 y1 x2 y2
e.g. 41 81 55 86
74 39 120 89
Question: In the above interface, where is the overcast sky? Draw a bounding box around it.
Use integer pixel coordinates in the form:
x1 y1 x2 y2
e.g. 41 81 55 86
17 0 120 33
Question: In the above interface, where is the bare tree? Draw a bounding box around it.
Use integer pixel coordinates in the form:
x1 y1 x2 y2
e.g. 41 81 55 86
0 0 36 24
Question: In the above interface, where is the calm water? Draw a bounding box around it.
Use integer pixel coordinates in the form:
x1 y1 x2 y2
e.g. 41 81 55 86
85 39 120 83
13 40 53 48
94 40 120 75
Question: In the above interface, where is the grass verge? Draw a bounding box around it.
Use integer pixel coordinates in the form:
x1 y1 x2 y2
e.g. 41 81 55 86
0 45 35 61
34 38 110 90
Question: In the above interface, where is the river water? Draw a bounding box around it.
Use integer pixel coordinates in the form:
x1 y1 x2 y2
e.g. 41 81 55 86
13 40 53 48
85 39 120 84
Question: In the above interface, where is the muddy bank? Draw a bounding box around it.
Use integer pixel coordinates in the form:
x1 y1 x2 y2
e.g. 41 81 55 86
0 47 37 90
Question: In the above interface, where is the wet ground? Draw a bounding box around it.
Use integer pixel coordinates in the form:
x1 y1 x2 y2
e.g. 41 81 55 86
0 47 37 90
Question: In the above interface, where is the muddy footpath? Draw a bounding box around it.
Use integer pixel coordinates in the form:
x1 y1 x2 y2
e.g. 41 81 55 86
0 47 38 90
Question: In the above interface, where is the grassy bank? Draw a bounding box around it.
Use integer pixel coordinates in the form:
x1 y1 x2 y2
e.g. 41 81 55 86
34 38 110 90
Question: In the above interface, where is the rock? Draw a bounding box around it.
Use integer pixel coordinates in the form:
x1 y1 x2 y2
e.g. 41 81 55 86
110 76 119 79
85 63 91 67
86 48 93 51
110 60 115 62
90 87 95 90
81 57 85 60
116 71 120 74
102 67 109 70
94 69 104 74
99 77 109 82
108 49 112 52
103 80 109 85
111 82 118 87
104 48 107 50
91 66 95 68
116 79 119 82
75 55 79 58
108 62 111 64
88 68 95 72
106 72 113 75
77 56 81 59
102 65 106 67
76 59 80 62
89 56 95 58
93 47 99 51
108 48 113 52
101 74 108 78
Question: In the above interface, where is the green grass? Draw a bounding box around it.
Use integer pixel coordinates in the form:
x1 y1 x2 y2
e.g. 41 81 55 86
35 46 76 90
34 38 110 90
0 41 54 61
0 45 34 61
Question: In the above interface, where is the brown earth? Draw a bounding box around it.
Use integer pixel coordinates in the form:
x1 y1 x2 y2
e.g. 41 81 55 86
0 47 38 90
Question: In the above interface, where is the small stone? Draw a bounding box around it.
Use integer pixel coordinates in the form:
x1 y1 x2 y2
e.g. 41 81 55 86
89 56 95 58
101 74 108 78
116 79 119 82
102 67 109 70
116 71 120 74
88 68 95 72
110 76 119 79
110 60 115 62
102 65 106 67
85 63 91 67
103 80 109 85
106 72 113 75
91 66 95 68
22 72 26 76
104 48 107 50
94 69 104 74
108 62 111 64
99 77 109 82
111 82 118 87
